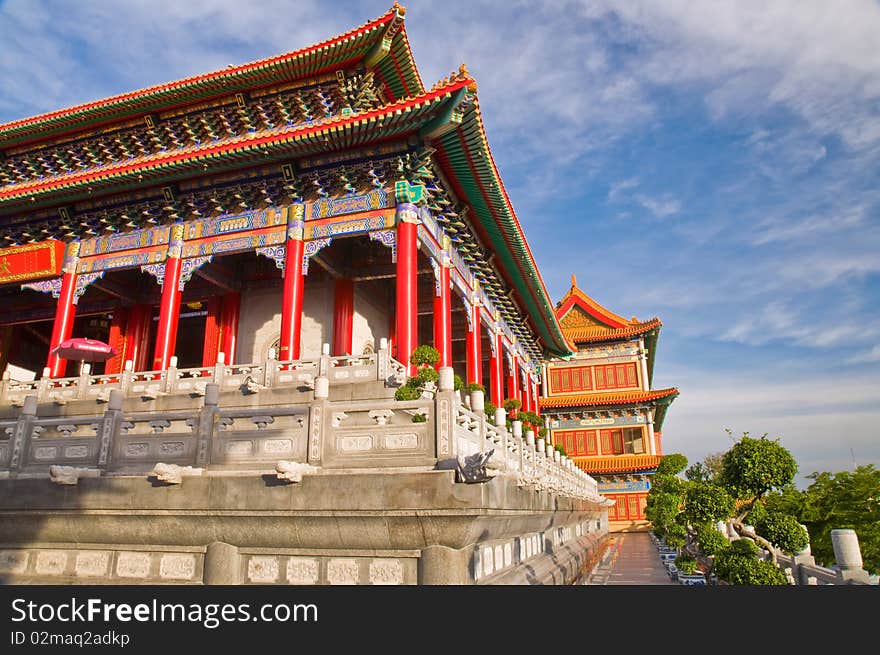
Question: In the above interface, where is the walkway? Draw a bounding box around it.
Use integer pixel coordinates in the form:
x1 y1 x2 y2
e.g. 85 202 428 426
586 532 673 585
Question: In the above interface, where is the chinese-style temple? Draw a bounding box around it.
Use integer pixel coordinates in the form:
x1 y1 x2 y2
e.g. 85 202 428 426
540 276 678 529
0 4 563 404
0 5 672 585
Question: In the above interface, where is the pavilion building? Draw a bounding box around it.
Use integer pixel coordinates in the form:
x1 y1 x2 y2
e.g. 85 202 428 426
0 6 675 584
540 277 678 529
0 3 565 408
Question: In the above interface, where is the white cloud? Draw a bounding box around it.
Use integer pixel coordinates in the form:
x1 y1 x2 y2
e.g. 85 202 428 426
580 0 880 150
660 369 880 486
752 204 867 246
848 345 880 364
634 193 681 218
607 177 640 202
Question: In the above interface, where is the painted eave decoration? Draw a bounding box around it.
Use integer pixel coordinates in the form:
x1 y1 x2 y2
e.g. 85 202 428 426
539 387 679 409
575 454 663 474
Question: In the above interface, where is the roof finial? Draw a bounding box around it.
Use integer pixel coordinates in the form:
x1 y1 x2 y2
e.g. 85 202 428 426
392 2 406 15
571 273 577 288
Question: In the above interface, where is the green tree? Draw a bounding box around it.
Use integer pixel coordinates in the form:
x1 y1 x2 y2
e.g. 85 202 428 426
656 453 688 476
645 435 809 585
685 451 724 482
798 465 880 575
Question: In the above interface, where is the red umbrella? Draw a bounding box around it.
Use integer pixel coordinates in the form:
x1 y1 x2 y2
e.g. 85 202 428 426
51 338 117 363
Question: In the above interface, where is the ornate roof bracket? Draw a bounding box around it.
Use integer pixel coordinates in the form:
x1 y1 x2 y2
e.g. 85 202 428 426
419 87 473 140
364 4 407 69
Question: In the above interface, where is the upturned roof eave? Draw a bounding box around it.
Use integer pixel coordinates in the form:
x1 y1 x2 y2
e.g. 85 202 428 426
0 5 415 150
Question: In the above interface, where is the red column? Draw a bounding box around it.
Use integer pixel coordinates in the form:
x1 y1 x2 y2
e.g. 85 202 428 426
221 292 240 364
46 272 77 377
395 203 419 375
279 207 305 361
46 243 81 378
533 379 541 416
433 261 452 369
202 298 221 366
124 304 152 372
489 328 504 406
123 306 142 371
506 351 520 405
466 299 482 386
332 278 354 356
152 225 185 371
522 368 532 413
104 308 128 375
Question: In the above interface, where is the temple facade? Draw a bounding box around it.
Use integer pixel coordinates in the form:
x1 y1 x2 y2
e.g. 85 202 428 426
540 277 678 529
0 6 612 586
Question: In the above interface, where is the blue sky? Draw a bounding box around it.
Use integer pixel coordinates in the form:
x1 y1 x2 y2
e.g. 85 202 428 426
1 0 878 485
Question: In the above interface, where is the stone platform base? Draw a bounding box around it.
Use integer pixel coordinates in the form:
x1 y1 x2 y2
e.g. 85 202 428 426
0 470 607 585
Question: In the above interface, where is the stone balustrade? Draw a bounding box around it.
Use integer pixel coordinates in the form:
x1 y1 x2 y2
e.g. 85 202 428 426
0 366 599 503
0 340 406 408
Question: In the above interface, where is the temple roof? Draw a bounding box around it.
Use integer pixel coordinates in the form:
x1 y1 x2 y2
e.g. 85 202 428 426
0 5 420 150
541 387 678 431
574 454 662 474
539 387 679 409
555 274 661 381
556 274 660 338
562 317 662 343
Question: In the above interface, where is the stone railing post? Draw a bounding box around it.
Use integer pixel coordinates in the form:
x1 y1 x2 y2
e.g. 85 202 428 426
435 367 456 459
377 338 389 383
308 376 329 466
791 525 817 585
36 368 52 403
195 383 220 467
536 435 545 488
511 420 522 474
470 389 486 453
76 362 91 400
0 371 10 404
164 356 179 393
212 352 226 385
832 529 871 584
264 348 277 388
319 343 330 378
8 395 37 471
120 360 134 395
97 389 124 469
494 408 508 470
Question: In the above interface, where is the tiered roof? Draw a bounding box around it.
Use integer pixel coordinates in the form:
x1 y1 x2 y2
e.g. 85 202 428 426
554 275 661 382
0 4 570 357
0 5 420 150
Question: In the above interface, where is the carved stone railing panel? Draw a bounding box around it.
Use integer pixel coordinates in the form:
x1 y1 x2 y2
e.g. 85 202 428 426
127 370 169 399
210 407 308 467
326 354 378 384
322 399 434 469
0 421 15 468
21 417 102 469
269 359 320 388
111 411 198 469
